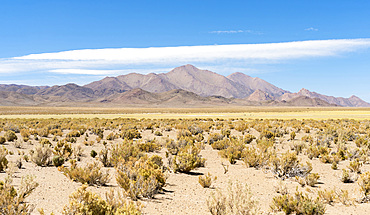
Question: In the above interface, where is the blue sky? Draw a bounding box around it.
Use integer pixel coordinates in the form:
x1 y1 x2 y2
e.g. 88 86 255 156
0 0 370 101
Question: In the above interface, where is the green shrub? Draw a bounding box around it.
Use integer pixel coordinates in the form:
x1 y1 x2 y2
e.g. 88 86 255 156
52 155 65 167
90 150 97 158
62 185 141 215
0 136 5 144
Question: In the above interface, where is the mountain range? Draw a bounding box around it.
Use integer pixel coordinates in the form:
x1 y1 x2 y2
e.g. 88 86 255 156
0 64 369 107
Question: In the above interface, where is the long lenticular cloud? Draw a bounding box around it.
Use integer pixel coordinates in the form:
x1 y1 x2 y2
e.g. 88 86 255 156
1 38 370 75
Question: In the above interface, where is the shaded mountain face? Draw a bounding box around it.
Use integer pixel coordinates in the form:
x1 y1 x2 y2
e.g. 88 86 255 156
279 88 370 107
0 64 368 107
275 96 337 107
35 83 96 102
0 91 39 106
100 88 231 107
0 84 49 95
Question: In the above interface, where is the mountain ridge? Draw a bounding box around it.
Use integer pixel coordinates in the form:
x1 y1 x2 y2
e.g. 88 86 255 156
0 64 368 107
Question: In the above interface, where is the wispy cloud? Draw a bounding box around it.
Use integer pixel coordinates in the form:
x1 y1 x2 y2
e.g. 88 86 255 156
0 39 369 76
209 29 262 34
305 27 318 31
210 30 244 34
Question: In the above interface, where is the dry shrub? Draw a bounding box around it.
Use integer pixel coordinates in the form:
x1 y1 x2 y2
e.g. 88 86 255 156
110 141 143 167
61 160 110 186
243 134 256 144
199 172 216 188
358 171 370 203
99 146 112 167
62 185 141 215
122 129 141 140
340 169 357 183
172 145 205 173
305 173 320 187
271 189 325 215
116 155 166 200
138 140 161 152
336 189 353 206
207 182 259 215
270 152 312 179
4 130 17 142
243 140 274 169
274 180 288 195
348 158 362 174
317 189 336 205
0 147 8 172
0 175 38 214
66 130 80 138
106 132 115 140
54 140 73 160
218 139 245 164
31 143 53 167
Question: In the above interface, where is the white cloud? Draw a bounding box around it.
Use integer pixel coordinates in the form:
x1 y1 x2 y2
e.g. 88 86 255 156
305 27 318 31
209 30 262 34
210 30 244 34
0 38 369 75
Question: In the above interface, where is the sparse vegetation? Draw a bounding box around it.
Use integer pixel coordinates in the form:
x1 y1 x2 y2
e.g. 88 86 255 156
0 112 369 213
61 160 110 186
207 182 259 215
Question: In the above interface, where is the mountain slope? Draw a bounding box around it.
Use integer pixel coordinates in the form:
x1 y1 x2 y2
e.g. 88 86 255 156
35 83 96 102
100 88 231 106
0 84 48 95
279 88 370 107
246 89 274 101
227 72 289 98
161 64 252 98
0 91 39 106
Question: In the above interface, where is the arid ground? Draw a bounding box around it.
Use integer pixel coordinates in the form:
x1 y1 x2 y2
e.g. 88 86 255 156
1 107 370 214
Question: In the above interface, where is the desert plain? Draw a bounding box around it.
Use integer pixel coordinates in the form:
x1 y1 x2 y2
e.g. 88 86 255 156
1 107 370 214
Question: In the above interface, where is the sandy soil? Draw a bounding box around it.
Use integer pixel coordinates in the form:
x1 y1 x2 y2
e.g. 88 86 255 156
1 125 370 215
